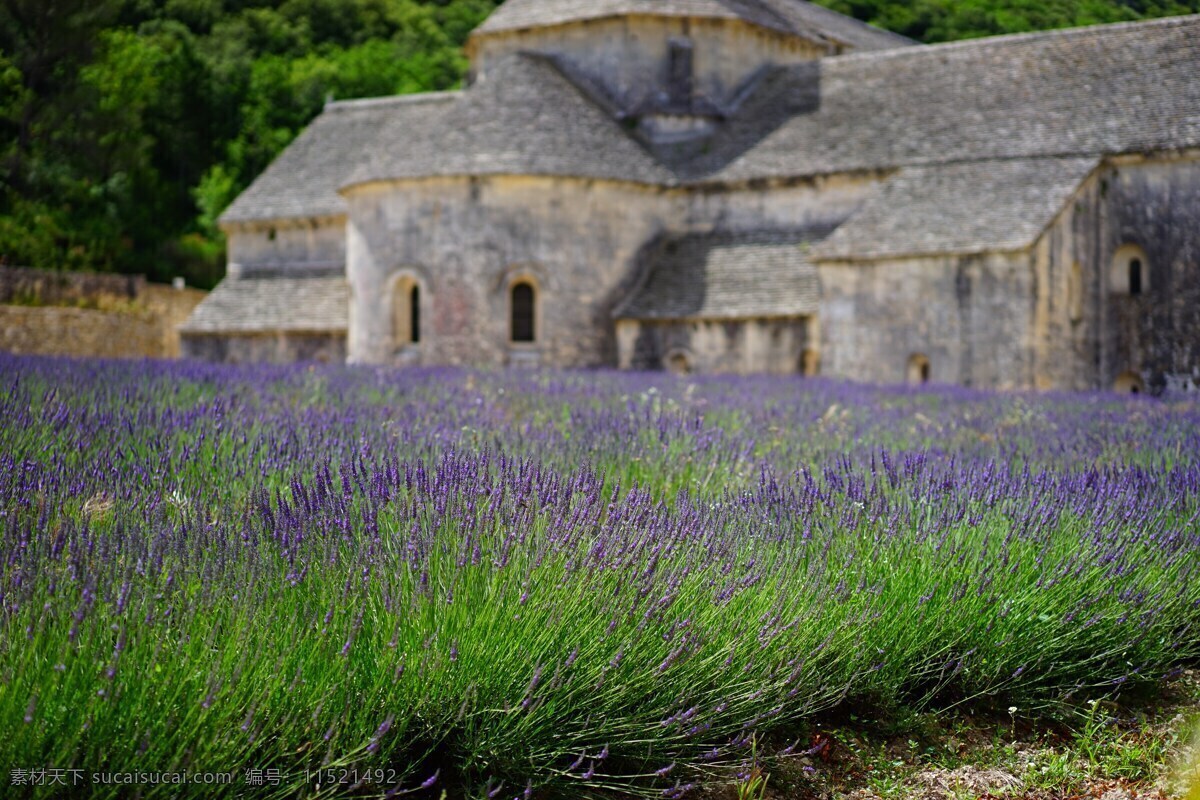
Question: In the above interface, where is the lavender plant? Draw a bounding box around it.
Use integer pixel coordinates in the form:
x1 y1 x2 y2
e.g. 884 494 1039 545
0 354 1197 798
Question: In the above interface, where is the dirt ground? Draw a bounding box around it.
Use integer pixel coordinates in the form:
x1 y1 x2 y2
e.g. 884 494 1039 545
696 672 1200 800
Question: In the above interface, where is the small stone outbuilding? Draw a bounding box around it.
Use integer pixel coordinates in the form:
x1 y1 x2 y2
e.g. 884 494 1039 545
183 0 1200 392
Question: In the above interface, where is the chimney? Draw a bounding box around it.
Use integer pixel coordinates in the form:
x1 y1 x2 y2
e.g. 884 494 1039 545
667 37 694 110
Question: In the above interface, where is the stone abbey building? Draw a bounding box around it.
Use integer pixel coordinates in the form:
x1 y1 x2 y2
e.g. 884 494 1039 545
181 0 1200 392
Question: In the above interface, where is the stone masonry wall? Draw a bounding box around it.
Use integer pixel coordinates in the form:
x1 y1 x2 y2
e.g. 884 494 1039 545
616 317 815 374
817 252 1035 389
0 268 207 360
470 17 824 112
1033 155 1200 393
181 332 346 364
0 266 144 304
0 306 166 359
344 174 880 370
224 216 346 277
346 176 677 368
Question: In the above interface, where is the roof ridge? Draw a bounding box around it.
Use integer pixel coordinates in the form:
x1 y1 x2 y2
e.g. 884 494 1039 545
713 0 800 35
825 12 1200 66
325 91 461 112
764 0 915 44
677 227 834 242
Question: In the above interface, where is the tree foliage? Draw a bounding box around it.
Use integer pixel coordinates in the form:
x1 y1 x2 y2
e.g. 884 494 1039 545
0 0 1196 287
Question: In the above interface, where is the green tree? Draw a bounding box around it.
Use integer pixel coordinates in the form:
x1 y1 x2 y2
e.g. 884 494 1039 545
3 0 1199 285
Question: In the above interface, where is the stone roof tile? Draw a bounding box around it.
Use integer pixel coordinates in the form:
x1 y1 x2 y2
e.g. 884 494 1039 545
811 157 1099 261
229 14 1200 260
716 15 1200 182
347 53 675 187
617 229 829 320
179 276 348 333
756 0 915 50
220 93 458 224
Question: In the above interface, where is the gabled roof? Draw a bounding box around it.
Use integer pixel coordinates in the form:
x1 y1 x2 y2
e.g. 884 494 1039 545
474 0 912 50
345 53 675 188
714 15 1200 183
617 229 829 320
179 276 348 334
351 14 1200 192
811 157 1099 262
220 93 458 225
231 14 1200 228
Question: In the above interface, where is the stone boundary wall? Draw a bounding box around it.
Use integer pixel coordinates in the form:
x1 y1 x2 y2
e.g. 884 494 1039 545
0 267 207 359
0 306 165 359
0 266 145 305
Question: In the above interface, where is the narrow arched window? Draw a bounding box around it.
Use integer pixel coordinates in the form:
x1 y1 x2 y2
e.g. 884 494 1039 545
511 282 536 343
409 285 421 344
392 277 422 351
1129 259 1143 296
1110 245 1149 296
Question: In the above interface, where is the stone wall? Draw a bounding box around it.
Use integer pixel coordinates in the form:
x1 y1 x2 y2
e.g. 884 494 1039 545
817 252 1035 389
344 172 880 371
0 268 206 359
1032 154 1200 393
0 306 166 359
616 317 815 374
326 140 1197 390
181 332 346 364
812 154 1200 393
469 17 825 112
0 266 144 304
346 175 678 368
223 216 346 277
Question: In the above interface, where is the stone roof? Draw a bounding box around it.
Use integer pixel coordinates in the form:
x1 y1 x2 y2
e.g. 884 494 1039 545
617 230 828 320
755 0 915 50
811 157 1099 261
346 53 676 188
714 15 1200 182
230 13 1200 265
198 10 1200 345
179 276 348 334
476 0 795 38
220 93 458 224
473 0 912 50
346 15 1200 192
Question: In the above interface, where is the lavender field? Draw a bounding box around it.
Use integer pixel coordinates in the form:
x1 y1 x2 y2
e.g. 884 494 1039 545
1 354 1199 799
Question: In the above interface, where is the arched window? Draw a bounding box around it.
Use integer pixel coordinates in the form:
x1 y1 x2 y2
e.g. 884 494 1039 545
511 281 536 343
1110 245 1149 296
907 354 931 386
392 277 422 350
409 285 421 344
1129 258 1144 296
